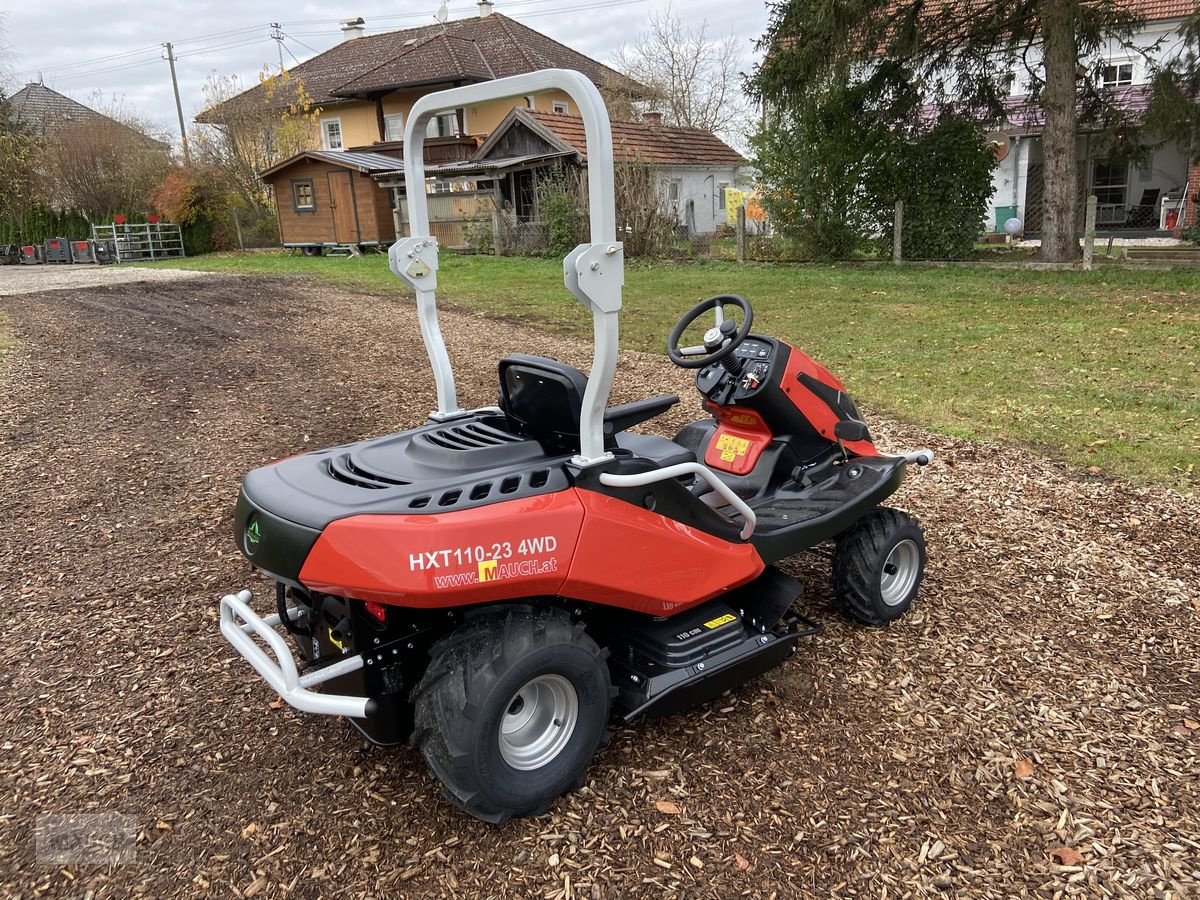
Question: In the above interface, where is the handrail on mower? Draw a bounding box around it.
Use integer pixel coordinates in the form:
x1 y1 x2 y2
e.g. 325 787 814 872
599 463 758 540
390 69 623 467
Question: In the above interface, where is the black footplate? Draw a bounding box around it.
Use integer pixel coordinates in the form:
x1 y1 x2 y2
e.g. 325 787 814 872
747 455 907 563
610 569 819 720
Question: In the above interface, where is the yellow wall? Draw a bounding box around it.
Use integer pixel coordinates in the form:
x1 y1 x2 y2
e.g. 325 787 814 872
313 88 578 149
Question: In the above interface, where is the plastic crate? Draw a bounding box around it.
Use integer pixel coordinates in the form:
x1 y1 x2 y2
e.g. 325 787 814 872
43 238 72 264
71 240 95 263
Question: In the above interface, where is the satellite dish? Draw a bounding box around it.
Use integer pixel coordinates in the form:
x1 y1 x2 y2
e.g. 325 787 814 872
436 2 449 23
1004 217 1023 236
986 132 1011 162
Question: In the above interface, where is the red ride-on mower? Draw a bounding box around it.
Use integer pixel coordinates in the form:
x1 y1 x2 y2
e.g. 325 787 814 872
219 70 933 824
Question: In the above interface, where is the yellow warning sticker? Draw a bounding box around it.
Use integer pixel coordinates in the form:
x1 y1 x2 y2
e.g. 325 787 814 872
715 434 751 463
715 434 751 455
704 613 737 630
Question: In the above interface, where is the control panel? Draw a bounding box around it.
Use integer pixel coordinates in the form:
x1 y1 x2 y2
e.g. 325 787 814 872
695 336 777 404
734 339 773 362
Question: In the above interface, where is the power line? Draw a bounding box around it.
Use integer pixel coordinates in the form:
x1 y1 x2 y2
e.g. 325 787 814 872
172 25 269 47
280 33 321 56
175 37 271 59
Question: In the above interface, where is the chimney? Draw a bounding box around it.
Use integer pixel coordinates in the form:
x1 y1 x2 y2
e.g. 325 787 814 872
478 1 494 16
340 17 365 40
643 111 663 127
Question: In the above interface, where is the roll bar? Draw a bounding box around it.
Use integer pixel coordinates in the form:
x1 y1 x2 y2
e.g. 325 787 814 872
389 69 624 466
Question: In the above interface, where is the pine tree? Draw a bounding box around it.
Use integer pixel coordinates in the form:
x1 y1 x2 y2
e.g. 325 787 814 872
750 0 1161 262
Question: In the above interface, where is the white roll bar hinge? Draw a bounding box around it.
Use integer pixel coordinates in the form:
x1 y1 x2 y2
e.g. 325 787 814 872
389 236 440 290
564 242 624 314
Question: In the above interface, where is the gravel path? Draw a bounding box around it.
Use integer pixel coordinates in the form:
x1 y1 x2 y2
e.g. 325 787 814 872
0 264 204 296
0 276 1197 898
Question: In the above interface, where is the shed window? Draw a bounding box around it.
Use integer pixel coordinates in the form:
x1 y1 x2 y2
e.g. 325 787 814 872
322 118 344 150
384 113 404 142
1099 62 1134 88
292 179 315 211
552 100 569 115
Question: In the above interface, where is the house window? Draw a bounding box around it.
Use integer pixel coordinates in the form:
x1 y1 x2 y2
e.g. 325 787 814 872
426 110 463 138
552 100 569 115
291 179 315 211
321 118 344 150
667 179 681 203
384 113 404 142
431 181 453 194
1099 62 1134 88
1091 159 1127 223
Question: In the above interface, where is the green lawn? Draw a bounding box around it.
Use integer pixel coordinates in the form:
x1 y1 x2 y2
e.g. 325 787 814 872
144 252 1200 490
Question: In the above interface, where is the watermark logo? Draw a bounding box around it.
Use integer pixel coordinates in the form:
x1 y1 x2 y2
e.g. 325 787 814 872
36 813 137 865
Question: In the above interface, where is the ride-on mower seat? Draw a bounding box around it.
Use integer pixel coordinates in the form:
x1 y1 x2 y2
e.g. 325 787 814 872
498 354 693 466
614 432 695 468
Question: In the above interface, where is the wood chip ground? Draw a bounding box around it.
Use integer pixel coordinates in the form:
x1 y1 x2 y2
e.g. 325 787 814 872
0 276 1196 898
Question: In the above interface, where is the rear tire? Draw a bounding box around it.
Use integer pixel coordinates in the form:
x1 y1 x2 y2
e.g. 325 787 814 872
410 605 611 824
833 508 926 625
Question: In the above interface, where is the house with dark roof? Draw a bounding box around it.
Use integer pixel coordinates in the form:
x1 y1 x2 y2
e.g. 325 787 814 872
238 2 743 251
373 107 745 245
963 0 1197 234
199 3 639 152
7 82 167 148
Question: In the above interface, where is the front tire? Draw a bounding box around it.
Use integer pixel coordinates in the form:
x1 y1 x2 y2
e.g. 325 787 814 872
411 606 611 824
833 508 926 625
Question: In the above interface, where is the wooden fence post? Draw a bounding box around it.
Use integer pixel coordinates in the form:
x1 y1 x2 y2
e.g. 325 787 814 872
232 208 245 252
736 205 746 263
491 207 502 257
1082 194 1097 271
893 200 903 264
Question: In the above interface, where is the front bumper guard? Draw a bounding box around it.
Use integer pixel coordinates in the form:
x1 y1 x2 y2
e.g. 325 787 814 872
219 589 375 718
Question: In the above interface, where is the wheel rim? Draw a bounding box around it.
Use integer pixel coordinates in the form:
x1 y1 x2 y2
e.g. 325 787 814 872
880 539 920 607
498 674 579 771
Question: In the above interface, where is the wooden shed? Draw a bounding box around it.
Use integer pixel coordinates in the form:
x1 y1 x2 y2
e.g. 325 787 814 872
259 149 403 252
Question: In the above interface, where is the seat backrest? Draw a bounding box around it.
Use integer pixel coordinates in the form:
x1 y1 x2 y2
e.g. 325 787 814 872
498 354 588 453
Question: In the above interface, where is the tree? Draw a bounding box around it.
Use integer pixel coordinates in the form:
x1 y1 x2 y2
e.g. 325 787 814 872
0 16 37 222
37 96 171 215
0 95 39 224
1146 9 1200 161
750 81 897 258
192 68 319 216
611 5 750 139
751 0 1154 262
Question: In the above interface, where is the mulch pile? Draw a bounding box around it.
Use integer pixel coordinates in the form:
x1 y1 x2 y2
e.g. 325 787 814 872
0 275 1196 898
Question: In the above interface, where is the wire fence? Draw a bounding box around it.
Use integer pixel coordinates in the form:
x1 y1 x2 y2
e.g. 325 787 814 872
460 203 1009 264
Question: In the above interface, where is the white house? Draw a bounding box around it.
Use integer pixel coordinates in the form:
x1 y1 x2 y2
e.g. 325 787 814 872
984 0 1197 235
420 107 745 236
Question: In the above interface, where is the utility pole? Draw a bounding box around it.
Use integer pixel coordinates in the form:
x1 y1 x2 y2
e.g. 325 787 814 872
270 23 285 71
163 42 191 164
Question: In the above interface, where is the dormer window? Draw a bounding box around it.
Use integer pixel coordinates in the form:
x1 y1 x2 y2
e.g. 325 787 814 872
1099 62 1134 88
426 110 463 138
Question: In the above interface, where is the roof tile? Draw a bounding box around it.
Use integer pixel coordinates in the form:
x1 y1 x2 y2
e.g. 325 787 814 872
201 13 640 121
525 110 744 167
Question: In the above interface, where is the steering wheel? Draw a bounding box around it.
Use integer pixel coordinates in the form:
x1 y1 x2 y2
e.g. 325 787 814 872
666 294 754 370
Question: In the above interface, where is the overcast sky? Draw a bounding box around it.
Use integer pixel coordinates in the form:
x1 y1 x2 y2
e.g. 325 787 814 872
1 0 768 148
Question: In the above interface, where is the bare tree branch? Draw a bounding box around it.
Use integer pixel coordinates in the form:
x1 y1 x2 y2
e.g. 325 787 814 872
611 4 750 139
